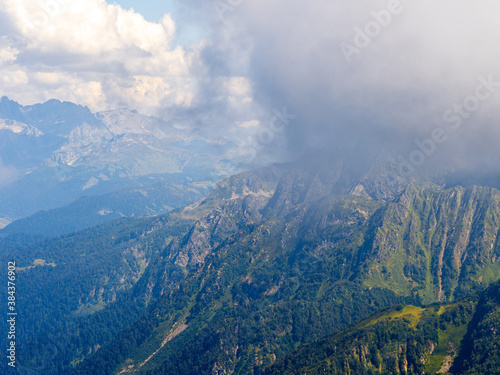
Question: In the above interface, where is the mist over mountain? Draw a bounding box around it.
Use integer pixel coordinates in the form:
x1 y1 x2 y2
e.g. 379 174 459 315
180 0 500 183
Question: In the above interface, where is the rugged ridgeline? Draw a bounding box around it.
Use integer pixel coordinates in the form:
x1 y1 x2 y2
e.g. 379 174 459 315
264 280 500 375
357 183 500 303
3 157 500 374
67 160 500 374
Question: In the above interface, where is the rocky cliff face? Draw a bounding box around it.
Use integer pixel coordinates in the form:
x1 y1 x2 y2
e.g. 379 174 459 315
61 157 500 375
358 185 500 303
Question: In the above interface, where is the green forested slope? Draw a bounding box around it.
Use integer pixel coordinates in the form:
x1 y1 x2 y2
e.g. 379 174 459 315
68 165 500 375
0 215 195 374
453 280 500 374
357 184 500 302
265 281 500 375
3 160 500 374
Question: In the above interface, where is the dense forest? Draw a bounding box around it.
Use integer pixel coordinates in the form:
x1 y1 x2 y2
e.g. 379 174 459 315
2 160 500 374
265 280 500 375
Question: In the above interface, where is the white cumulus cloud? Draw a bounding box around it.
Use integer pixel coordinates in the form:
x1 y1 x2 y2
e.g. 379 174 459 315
0 0 211 117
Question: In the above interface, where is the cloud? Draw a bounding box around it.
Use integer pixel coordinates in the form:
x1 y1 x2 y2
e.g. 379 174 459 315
0 0 201 117
191 0 500 170
2 0 500 174
0 0 266 154
0 157 17 186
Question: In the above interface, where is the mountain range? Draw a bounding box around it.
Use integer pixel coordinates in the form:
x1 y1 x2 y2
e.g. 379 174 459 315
1 147 500 374
0 97 247 236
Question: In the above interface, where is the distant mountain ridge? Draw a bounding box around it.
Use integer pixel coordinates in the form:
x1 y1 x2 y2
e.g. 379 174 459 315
0 96 245 233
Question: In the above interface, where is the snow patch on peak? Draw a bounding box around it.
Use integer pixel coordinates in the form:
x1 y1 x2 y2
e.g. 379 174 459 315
98 209 113 216
0 217 12 229
52 123 113 166
96 108 168 139
0 119 43 136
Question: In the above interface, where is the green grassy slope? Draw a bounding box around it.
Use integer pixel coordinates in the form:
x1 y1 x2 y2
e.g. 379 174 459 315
264 281 500 375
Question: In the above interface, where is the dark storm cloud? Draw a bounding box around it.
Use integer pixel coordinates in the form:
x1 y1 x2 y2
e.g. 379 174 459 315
188 0 500 171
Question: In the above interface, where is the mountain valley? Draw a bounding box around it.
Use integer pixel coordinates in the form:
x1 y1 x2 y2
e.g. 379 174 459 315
2 152 500 374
